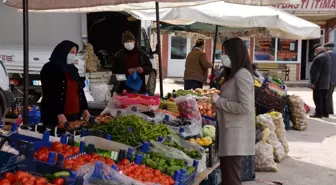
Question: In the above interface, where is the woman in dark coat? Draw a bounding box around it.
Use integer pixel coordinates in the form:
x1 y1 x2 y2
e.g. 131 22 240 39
40 40 90 129
112 31 153 94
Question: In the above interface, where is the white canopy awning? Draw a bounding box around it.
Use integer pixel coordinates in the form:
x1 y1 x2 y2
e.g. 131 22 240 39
128 1 320 40
3 0 299 10
3 0 220 11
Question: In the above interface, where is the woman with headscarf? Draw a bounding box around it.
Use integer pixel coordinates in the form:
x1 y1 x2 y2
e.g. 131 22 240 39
211 38 255 185
40 40 90 130
184 39 213 90
112 31 153 94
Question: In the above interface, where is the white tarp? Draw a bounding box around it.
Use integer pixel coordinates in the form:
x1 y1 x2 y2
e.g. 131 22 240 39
6 0 220 12
4 0 301 11
128 1 321 40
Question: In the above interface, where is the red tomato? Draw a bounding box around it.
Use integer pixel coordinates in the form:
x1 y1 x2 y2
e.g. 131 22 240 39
119 158 130 166
35 177 47 184
14 171 29 181
153 169 161 176
0 179 11 185
21 177 29 182
71 146 80 155
53 178 65 185
52 142 63 150
3 172 14 182
23 182 34 185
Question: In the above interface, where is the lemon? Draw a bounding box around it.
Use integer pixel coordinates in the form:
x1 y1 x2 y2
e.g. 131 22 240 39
196 138 201 142
203 140 212 146
197 140 205 146
189 138 196 143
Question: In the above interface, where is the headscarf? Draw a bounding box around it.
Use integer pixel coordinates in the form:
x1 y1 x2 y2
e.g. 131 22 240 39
50 40 79 81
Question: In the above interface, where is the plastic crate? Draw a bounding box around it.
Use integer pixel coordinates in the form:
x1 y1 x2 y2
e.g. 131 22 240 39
283 104 290 130
0 133 38 172
202 116 216 126
0 150 82 185
205 143 218 168
0 151 26 174
8 132 51 150
241 155 255 182
200 167 221 185
135 144 199 185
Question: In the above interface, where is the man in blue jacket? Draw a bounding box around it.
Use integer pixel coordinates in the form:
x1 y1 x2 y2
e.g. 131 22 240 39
310 44 332 118
324 42 336 115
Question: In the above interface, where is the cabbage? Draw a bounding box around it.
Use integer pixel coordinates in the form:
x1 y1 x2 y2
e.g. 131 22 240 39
202 125 216 140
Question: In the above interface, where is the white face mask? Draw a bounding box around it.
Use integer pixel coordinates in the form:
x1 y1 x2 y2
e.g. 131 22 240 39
67 53 76 65
124 42 135 51
221 54 231 68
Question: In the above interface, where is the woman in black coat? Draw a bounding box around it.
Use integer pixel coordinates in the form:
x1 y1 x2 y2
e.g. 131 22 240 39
40 40 90 129
112 31 153 94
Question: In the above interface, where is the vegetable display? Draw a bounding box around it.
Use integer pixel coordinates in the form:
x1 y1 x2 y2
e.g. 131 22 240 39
94 115 114 125
57 120 89 131
202 125 216 140
163 140 202 160
197 99 216 118
117 160 175 185
34 142 80 162
91 115 174 146
63 153 115 171
0 171 66 185
175 89 220 97
142 152 195 177
188 137 212 147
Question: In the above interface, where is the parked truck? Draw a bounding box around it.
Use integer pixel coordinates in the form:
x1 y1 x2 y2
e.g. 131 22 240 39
0 3 155 104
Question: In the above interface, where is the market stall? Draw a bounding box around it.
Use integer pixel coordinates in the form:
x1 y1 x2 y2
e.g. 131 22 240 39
0 0 312 184
0 82 309 185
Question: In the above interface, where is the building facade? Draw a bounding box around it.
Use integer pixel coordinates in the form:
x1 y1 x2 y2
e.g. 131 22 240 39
159 0 336 80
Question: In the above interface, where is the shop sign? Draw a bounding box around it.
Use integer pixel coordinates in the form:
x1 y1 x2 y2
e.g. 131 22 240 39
273 0 336 11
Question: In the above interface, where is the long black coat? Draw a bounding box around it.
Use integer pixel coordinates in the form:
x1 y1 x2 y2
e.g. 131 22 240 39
327 50 336 84
310 51 332 90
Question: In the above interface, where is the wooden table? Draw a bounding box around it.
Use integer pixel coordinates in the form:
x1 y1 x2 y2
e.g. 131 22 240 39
193 162 220 185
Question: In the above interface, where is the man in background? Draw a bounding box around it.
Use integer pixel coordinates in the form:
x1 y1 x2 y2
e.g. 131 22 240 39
310 44 332 118
324 42 336 115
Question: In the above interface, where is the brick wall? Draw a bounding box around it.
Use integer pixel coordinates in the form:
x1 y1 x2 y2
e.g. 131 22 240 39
287 64 298 81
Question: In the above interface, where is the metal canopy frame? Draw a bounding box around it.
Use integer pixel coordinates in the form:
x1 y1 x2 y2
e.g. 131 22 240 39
21 0 165 125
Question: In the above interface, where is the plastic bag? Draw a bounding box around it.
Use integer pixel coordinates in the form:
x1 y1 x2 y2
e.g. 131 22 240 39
255 128 278 172
77 162 154 185
90 84 111 102
269 112 289 154
256 114 275 132
150 135 206 173
107 109 165 124
174 95 202 120
289 95 308 131
167 118 202 138
126 72 143 92
74 136 132 159
268 131 286 162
